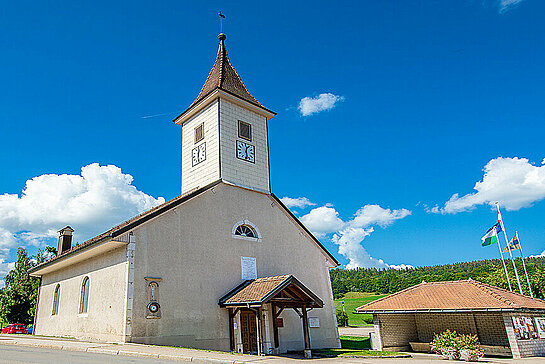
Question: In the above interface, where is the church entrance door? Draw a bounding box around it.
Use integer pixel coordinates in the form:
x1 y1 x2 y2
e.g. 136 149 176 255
240 310 258 353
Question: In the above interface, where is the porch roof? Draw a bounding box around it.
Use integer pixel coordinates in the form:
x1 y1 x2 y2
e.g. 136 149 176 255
219 275 323 308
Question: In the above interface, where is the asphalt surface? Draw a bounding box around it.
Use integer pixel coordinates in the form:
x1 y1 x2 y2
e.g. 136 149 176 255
0 344 191 364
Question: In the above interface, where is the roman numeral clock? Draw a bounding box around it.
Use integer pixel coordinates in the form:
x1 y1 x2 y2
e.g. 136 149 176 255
236 140 255 163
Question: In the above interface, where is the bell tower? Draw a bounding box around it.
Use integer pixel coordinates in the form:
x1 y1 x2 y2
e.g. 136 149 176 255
174 33 275 195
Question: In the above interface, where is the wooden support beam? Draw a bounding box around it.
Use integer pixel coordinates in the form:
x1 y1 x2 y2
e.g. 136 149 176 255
228 308 235 352
301 305 311 359
255 307 263 356
272 303 279 349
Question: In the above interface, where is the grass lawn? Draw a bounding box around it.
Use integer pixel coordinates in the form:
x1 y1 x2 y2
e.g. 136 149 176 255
314 335 405 358
334 292 387 326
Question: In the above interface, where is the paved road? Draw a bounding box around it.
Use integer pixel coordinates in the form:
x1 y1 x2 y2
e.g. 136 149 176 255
338 326 374 337
0 344 191 364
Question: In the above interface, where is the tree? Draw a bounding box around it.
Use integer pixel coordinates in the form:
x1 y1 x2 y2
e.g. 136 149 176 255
0 248 42 325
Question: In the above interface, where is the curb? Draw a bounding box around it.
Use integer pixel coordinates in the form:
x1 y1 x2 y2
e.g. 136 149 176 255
0 340 258 363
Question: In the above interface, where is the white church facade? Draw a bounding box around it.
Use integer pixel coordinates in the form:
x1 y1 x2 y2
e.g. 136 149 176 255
29 32 341 356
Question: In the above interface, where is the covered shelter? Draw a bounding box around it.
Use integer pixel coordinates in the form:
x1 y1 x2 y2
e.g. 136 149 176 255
356 279 545 359
219 275 323 358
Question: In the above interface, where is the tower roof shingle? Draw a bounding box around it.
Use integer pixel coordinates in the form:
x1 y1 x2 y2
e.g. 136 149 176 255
189 33 263 110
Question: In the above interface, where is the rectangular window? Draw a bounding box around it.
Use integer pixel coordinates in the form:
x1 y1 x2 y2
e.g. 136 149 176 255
238 120 252 141
194 123 204 144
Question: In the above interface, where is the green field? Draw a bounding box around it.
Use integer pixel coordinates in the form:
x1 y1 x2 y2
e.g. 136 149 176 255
334 292 387 326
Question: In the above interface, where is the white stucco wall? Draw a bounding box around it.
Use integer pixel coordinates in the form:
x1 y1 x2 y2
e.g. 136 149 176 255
34 246 128 342
181 100 220 195
129 182 339 352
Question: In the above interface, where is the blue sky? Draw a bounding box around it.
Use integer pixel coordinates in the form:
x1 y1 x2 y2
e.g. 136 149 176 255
1 0 544 280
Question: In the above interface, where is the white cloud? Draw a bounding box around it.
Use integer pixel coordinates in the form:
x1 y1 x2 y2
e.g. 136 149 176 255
349 204 411 228
499 0 525 13
389 264 414 270
298 93 344 116
300 203 411 269
301 206 345 237
280 196 316 209
433 157 545 214
0 163 165 286
529 250 545 259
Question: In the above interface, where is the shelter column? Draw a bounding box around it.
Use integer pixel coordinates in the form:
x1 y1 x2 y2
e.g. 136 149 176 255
256 308 263 355
301 306 311 358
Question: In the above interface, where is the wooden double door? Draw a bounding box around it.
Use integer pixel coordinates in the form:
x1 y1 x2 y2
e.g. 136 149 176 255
240 310 258 353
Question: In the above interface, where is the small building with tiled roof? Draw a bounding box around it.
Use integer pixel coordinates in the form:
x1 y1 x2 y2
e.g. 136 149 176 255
29 32 340 357
356 279 545 358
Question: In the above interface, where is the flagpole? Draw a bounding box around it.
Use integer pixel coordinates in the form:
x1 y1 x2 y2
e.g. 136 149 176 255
516 231 533 298
496 202 524 295
496 236 513 292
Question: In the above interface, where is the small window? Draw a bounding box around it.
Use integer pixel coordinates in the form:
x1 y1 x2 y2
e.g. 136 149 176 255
238 120 252 141
79 277 90 313
235 224 257 238
232 220 261 241
194 123 204 144
52 284 60 315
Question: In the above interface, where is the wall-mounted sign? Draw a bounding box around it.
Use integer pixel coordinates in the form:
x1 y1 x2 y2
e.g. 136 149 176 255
512 316 538 340
276 318 284 328
241 256 257 280
309 317 320 328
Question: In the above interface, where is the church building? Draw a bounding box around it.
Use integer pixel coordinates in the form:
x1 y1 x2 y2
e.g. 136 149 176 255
29 32 341 356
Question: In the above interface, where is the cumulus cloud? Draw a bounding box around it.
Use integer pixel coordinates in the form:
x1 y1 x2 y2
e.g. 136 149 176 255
349 204 411 229
499 0 525 13
301 206 345 237
300 203 411 269
280 196 316 209
433 157 545 214
298 93 344 116
0 163 165 286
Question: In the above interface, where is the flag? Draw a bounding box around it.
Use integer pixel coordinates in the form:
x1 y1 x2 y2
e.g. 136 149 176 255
503 234 521 253
482 223 502 246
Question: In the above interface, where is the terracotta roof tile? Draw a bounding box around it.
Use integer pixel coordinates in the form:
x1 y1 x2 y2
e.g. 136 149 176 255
224 275 291 304
356 279 545 312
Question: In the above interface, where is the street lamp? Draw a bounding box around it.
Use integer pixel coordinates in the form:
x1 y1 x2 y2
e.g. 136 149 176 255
341 301 346 327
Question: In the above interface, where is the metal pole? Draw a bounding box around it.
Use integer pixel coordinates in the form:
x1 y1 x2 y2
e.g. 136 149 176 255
341 301 346 327
496 236 513 292
496 203 523 294
516 232 534 298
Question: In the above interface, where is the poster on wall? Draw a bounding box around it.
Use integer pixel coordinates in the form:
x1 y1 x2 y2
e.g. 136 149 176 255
512 317 539 340
241 256 257 280
535 318 545 339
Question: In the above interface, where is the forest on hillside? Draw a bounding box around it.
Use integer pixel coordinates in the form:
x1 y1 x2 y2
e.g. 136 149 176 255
330 256 545 299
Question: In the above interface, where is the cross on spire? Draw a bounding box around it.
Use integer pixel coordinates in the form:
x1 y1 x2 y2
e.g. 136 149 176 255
218 11 225 34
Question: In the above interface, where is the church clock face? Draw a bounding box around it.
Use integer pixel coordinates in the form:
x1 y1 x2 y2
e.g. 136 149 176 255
236 140 255 163
192 142 206 166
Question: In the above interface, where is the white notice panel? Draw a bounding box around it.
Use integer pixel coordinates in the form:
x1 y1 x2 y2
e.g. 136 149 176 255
309 317 320 328
241 257 257 280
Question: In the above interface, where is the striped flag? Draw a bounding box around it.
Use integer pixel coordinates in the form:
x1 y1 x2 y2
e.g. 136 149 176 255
482 223 502 247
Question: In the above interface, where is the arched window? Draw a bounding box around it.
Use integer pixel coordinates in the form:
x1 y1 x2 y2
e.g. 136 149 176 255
235 224 257 238
232 220 261 241
80 277 89 313
52 284 60 315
